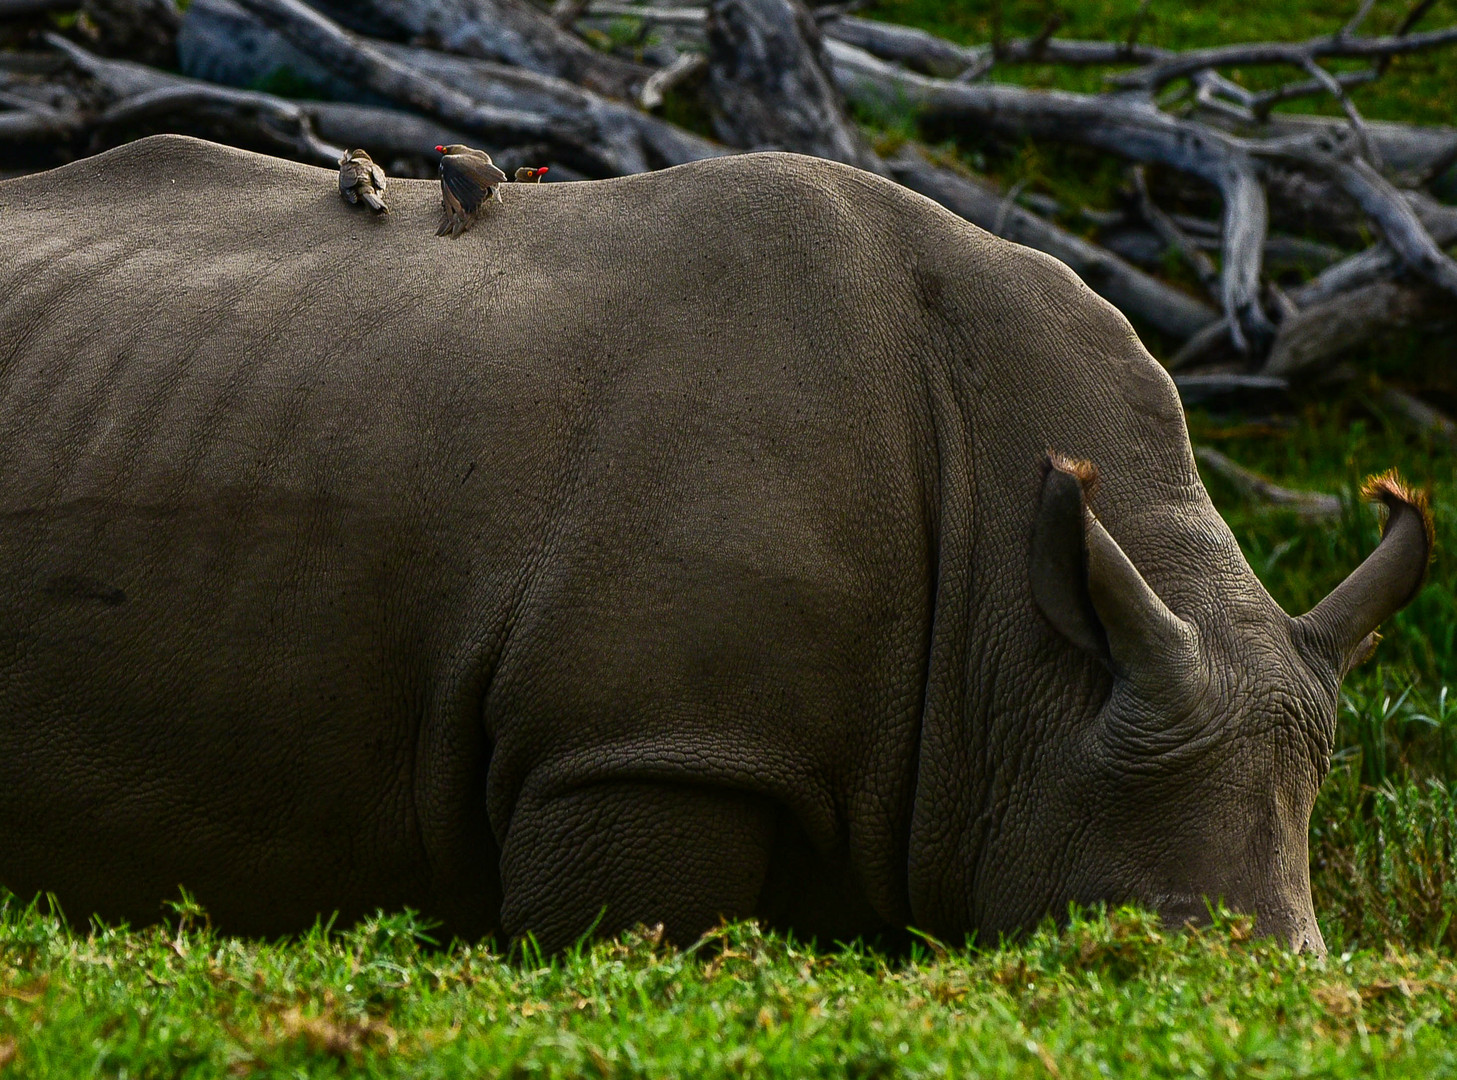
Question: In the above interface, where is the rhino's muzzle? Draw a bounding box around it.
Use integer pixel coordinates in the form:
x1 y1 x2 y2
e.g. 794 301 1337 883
1154 895 1327 956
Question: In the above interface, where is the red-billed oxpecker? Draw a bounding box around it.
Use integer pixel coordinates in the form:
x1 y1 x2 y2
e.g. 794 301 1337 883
435 144 507 238
337 149 388 214
515 167 549 183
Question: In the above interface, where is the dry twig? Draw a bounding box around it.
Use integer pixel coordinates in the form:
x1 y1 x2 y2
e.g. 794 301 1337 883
1194 446 1343 520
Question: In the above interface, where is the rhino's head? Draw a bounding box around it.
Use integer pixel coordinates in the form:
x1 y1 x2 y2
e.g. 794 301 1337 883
1027 458 1433 954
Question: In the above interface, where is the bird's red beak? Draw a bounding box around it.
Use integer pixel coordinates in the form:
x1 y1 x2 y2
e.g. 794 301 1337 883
539 167 548 175
435 145 446 153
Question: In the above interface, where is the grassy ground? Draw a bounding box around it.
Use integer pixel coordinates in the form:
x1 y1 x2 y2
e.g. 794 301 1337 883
9 904 1457 1078
5 2 1457 1077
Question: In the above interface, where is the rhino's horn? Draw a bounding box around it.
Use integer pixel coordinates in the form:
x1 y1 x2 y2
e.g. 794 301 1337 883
1295 472 1433 676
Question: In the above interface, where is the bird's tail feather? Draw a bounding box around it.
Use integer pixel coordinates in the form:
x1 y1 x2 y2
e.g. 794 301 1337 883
363 192 388 214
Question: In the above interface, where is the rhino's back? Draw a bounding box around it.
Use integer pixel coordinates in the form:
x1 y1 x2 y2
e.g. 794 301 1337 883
0 137 972 933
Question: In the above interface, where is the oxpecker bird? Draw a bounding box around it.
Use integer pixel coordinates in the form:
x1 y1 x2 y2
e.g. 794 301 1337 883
436 143 507 238
515 166 549 183
338 149 388 213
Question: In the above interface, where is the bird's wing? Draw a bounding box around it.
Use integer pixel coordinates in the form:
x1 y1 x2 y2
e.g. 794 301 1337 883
441 155 489 214
370 162 387 192
339 160 362 196
474 157 508 186
441 183 464 219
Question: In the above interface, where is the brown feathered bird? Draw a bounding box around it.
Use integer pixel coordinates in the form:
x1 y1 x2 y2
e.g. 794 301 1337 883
514 166 549 183
338 149 388 213
436 143 507 237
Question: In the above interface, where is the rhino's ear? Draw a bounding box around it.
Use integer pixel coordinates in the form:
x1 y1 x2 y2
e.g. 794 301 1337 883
1295 471 1433 677
1032 455 1199 680
1030 457 1107 658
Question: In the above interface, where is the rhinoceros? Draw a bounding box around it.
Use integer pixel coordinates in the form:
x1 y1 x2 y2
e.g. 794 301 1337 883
0 135 1430 953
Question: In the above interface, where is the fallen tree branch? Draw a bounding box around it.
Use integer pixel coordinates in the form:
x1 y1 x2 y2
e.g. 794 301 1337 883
639 50 705 110
586 2 706 27
889 146 1218 342
1255 132 1457 300
309 0 652 101
96 83 343 162
706 0 881 172
302 100 474 158
1248 67 1377 120
181 0 727 175
1109 22 1457 92
828 41 1273 350
0 98 80 140
1174 373 1289 405
821 14 1169 79
36 35 347 160
228 0 566 146
1130 164 1219 299
1379 385 1457 445
1282 184 1457 310
1297 55 1380 167
1194 445 1343 520
1265 280 1437 377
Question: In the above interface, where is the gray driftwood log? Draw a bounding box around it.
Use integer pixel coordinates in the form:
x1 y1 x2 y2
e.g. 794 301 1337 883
827 40 1275 354
705 0 881 173
302 0 651 100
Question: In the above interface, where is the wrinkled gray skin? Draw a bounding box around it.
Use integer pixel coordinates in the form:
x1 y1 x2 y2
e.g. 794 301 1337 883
0 136 1430 954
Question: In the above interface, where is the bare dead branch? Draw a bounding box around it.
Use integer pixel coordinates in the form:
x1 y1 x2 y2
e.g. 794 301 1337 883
0 97 80 140
586 2 706 27
1248 68 1377 119
551 0 590 28
818 15 1170 80
828 41 1274 351
639 51 705 110
706 0 882 172
1390 0 1440 47
27 35 348 160
301 100 473 159
1109 22 1457 92
182 0 729 175
314 0 652 101
227 0 566 145
44 29 172 92
1265 280 1435 377
1174 373 1290 403
1165 318 1234 371
1379 386 1457 445
1194 446 1343 520
1130 163 1219 299
0 0 75 15
97 83 343 162
821 14 984 77
1297 56 1380 167
1255 134 1457 300
889 146 1218 342
1341 0 1379 38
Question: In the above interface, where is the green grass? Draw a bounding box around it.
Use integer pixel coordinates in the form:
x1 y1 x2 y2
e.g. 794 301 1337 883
9 904 1457 1078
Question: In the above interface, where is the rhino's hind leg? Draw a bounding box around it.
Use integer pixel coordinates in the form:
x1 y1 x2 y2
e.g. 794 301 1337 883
499 781 775 952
